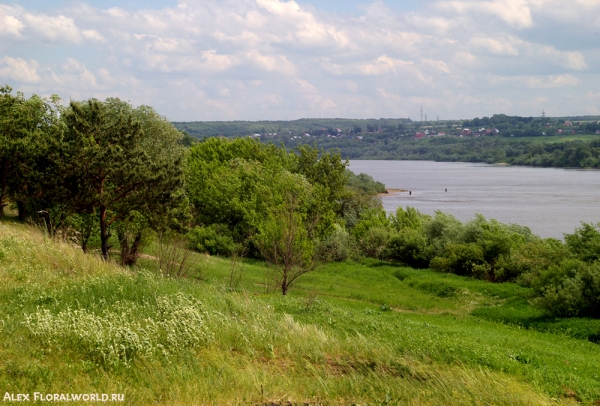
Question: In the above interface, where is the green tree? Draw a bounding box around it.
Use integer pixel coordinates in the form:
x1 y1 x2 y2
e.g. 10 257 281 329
254 174 318 295
565 222 600 263
0 86 62 220
62 98 184 261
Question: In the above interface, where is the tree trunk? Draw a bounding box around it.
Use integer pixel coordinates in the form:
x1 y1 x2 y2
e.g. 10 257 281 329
119 230 143 267
16 200 26 222
99 205 110 260
0 192 6 218
0 175 6 218
39 210 52 236
281 273 289 295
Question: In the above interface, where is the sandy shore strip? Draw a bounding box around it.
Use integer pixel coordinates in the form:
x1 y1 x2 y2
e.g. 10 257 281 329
380 188 409 196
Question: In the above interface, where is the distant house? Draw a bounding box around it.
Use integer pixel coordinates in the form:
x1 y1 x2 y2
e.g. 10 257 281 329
565 121 573 127
596 130 600 135
437 132 446 136
414 132 426 139
461 129 472 136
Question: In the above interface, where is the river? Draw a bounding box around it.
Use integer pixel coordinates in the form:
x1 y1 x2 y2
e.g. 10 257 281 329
348 160 600 239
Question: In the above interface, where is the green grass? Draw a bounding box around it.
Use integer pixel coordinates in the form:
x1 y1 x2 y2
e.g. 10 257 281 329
1 221 599 404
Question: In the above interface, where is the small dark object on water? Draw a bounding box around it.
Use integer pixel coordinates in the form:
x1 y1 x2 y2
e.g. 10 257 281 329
409 190 412 196
445 188 447 192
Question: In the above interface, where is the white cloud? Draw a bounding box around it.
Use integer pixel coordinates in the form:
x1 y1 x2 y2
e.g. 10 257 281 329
82 29 105 43
488 73 582 88
470 37 519 56
0 0 598 120
0 6 24 37
0 57 40 83
442 0 534 29
537 46 588 70
22 13 81 43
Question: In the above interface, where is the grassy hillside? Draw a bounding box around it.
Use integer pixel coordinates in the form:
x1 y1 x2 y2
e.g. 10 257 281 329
1 220 599 404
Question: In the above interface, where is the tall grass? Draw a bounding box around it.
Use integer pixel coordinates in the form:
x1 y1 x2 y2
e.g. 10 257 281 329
0 221 592 404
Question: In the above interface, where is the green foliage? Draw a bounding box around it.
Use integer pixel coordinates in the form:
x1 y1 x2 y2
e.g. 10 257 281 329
422 211 463 257
564 222 600 263
59 98 185 260
500 238 570 286
359 227 392 259
316 224 353 262
0 86 63 220
186 138 348 253
352 207 391 240
384 229 432 268
527 260 600 318
254 186 318 295
430 243 486 276
188 224 237 256
346 171 386 195
391 206 424 231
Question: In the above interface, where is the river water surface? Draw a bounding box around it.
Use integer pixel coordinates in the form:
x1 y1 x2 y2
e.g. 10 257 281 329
349 160 600 239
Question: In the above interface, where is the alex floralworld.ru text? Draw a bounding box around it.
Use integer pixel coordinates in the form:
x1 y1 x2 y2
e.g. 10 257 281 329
4 392 125 402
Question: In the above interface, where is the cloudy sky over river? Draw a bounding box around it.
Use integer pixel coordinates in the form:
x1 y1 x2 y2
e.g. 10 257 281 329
1 0 599 120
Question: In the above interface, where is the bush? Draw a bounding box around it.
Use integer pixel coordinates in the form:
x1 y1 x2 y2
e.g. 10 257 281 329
530 261 600 318
500 238 571 286
188 224 238 256
564 222 600 263
422 211 463 257
430 243 485 276
359 227 392 259
316 224 354 262
384 229 432 268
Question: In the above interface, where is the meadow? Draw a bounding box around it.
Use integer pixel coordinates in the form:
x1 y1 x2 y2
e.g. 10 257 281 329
1 219 600 405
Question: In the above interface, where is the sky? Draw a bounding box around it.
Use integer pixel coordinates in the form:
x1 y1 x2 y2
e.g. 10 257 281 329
1 0 599 121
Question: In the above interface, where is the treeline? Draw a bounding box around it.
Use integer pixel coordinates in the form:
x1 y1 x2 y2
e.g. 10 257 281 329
351 207 600 318
286 136 600 168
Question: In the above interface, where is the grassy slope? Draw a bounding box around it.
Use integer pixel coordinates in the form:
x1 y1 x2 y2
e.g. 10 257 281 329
1 222 598 404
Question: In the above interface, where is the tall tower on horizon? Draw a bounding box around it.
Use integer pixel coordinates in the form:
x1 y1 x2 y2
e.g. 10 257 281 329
420 106 423 122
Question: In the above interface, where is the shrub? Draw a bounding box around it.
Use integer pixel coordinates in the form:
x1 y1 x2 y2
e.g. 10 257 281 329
498 238 569 284
384 229 432 268
564 222 600 263
351 208 390 241
530 260 600 318
188 224 238 256
316 224 354 262
430 243 485 276
359 227 392 259
422 211 463 257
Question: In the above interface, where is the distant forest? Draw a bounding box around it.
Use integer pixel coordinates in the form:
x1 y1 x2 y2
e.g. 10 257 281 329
174 115 600 168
